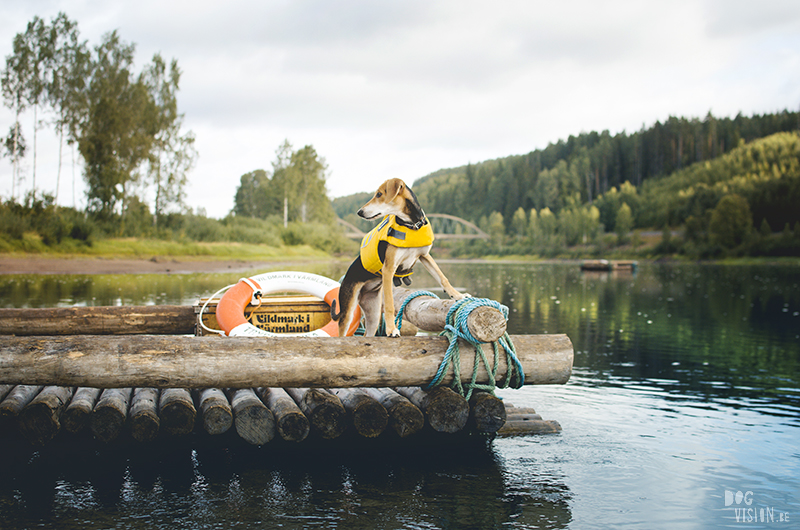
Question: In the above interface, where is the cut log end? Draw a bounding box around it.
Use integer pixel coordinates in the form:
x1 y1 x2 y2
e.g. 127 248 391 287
467 307 508 343
350 397 388 438
386 400 424 438
229 388 275 445
17 386 75 446
159 388 196 436
469 392 507 434
497 419 562 436
276 411 310 442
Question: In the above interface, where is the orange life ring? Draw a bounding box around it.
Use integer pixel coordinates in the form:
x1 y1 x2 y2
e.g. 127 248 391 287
214 271 360 337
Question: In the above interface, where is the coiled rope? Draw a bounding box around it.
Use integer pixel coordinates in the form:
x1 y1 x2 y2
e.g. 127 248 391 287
397 292 525 400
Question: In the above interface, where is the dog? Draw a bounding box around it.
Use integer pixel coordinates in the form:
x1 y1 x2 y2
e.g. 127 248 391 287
331 178 466 337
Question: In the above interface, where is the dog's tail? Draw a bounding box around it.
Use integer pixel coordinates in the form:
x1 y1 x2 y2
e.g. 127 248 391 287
330 299 341 321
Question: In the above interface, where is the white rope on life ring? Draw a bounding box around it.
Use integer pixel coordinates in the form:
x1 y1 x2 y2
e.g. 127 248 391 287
200 271 360 337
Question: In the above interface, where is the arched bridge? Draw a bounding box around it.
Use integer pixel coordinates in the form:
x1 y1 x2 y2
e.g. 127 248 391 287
337 213 489 240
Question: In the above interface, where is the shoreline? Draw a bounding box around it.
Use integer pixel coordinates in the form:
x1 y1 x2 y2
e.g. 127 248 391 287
1 254 796 276
0 255 337 275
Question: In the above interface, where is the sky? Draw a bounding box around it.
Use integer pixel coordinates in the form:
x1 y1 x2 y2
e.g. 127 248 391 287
1 0 799 219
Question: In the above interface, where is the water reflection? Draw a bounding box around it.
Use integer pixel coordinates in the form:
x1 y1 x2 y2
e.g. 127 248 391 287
2 261 799 528
0 436 572 529
417 262 800 420
0 262 350 309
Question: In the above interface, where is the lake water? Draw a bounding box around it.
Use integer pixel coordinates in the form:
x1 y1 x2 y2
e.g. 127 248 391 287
1 261 798 529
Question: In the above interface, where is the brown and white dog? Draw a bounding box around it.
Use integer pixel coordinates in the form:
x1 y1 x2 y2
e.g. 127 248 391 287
331 178 466 337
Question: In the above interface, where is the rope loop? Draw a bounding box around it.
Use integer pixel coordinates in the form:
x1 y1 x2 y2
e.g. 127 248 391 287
393 291 525 400
395 290 440 332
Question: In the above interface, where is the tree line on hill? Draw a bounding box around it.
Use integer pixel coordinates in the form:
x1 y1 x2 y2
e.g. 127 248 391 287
398 112 800 258
411 111 798 228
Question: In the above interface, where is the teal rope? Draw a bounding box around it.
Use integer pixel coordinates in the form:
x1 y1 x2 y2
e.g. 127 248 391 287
395 290 440 332
425 297 524 400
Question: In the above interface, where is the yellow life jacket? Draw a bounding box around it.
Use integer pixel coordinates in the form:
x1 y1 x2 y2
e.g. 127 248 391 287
360 215 435 276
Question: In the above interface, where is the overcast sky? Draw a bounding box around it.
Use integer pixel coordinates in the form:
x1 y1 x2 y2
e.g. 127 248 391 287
2 0 799 218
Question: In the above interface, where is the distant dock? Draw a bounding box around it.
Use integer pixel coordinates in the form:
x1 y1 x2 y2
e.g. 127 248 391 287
580 259 638 272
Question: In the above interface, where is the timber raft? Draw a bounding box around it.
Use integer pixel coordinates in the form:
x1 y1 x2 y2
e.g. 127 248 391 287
0 288 572 448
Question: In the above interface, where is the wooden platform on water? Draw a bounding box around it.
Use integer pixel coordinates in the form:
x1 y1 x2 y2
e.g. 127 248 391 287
580 259 638 272
0 288 570 448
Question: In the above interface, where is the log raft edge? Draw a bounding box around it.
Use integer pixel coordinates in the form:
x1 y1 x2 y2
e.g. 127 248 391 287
0 334 573 389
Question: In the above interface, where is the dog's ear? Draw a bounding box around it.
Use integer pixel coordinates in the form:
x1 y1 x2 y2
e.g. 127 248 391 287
384 178 405 201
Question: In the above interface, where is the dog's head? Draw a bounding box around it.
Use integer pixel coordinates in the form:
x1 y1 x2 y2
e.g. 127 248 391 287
358 178 425 226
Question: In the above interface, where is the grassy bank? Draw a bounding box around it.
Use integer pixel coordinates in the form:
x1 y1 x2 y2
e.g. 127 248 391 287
0 237 332 261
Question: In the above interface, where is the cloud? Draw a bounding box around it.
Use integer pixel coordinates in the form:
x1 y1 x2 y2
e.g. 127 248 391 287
2 1 799 218
703 0 800 37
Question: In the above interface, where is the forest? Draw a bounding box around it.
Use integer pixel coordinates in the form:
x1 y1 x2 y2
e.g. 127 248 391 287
357 114 800 258
2 13 799 259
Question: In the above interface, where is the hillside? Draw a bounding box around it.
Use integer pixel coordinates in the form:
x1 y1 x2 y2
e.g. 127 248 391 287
332 111 800 258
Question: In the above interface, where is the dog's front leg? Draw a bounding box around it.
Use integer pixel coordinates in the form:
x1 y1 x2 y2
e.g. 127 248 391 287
419 254 466 300
382 245 401 337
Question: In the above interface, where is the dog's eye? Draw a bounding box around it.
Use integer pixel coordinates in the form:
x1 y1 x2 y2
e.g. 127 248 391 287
376 192 382 198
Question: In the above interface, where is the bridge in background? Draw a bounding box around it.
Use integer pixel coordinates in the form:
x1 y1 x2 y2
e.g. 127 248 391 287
337 213 489 241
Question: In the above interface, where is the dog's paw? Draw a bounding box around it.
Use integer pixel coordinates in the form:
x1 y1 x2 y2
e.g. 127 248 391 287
452 292 471 300
388 327 401 337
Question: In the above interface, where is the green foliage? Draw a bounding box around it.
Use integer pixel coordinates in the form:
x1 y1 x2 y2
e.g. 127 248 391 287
143 53 196 225
79 31 156 220
0 194 356 256
437 131 800 258
232 141 334 224
281 222 354 254
412 111 799 232
615 203 633 244
233 170 276 218
511 207 527 239
638 132 800 228
331 192 376 234
332 192 372 219
2 15 194 224
0 194 95 251
709 194 752 250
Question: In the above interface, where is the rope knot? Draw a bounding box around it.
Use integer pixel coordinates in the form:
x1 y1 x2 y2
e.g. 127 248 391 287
395 292 525 400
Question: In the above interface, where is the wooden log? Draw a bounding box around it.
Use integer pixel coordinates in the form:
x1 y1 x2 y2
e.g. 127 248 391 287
129 388 160 442
197 388 233 435
504 404 537 415
257 387 309 442
228 388 275 445
0 384 13 402
395 386 469 433
497 419 562 436
159 388 196 436
17 386 74 445
363 387 424 438
328 388 388 438
62 387 102 433
0 385 44 419
468 391 506 434
285 388 347 439
91 388 132 443
0 334 574 389
392 288 507 342
0 305 196 336
506 413 543 421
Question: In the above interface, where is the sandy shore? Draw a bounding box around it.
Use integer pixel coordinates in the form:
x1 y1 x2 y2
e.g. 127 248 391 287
0 255 326 275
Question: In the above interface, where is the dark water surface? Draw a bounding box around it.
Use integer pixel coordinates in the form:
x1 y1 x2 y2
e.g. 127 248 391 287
1 261 798 529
